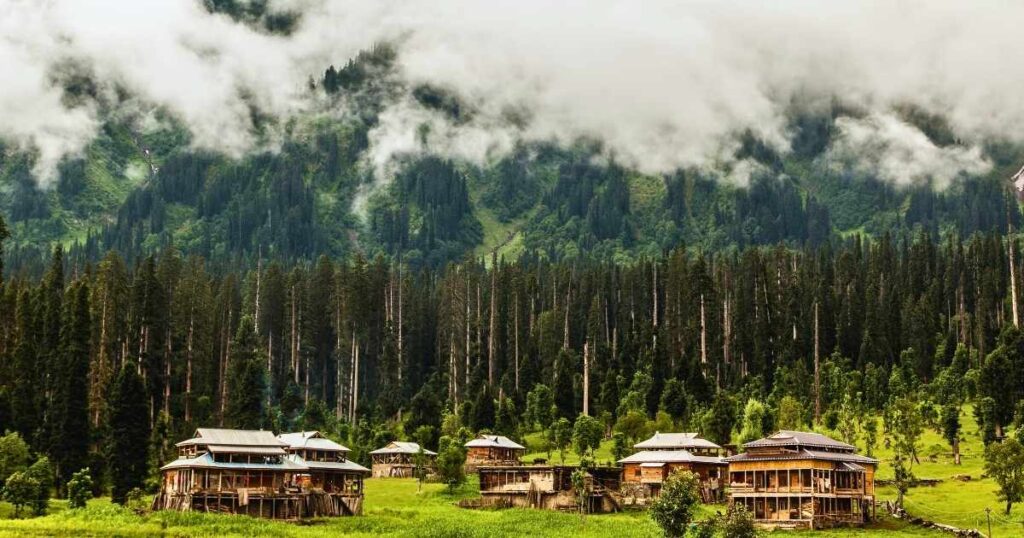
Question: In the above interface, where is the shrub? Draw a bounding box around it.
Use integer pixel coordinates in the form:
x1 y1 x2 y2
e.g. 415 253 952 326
435 436 466 493
0 431 30 487
67 467 94 509
721 504 759 538
650 470 700 537
24 457 52 516
125 487 148 513
2 471 39 517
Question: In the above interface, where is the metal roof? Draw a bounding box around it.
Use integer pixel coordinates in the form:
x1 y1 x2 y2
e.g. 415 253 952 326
618 450 726 465
464 435 526 450
207 445 287 455
160 453 307 472
742 431 855 451
725 448 877 465
634 432 722 450
370 441 437 456
176 428 286 448
160 452 369 474
278 431 350 452
286 455 370 474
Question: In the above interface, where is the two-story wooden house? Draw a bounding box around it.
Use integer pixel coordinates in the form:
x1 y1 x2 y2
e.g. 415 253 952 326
725 431 877 529
618 432 726 501
154 428 368 519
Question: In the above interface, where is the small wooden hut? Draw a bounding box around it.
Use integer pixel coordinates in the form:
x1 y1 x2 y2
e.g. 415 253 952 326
619 432 726 501
153 428 368 519
726 431 877 529
370 441 437 478
464 435 526 472
475 465 622 512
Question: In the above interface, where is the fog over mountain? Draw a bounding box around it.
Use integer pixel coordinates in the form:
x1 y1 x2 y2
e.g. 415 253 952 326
2 0 1021 187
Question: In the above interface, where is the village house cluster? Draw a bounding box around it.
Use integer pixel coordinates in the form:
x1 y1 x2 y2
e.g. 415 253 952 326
155 427 876 529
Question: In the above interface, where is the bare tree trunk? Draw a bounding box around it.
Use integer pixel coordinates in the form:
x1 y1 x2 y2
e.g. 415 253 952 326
185 302 194 423
163 326 172 417
488 255 497 387
255 246 262 334
291 285 298 383
582 341 590 416
514 293 520 393
397 264 403 383
563 288 570 351
220 307 232 423
1010 234 1019 328
700 293 707 376
814 300 821 423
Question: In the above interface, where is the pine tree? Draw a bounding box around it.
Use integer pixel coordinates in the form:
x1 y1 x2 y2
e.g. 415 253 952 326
108 365 149 505
51 282 91 493
224 316 267 430
10 291 40 445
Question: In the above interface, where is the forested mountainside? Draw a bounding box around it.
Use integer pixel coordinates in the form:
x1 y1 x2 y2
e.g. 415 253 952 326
1 222 1023 494
2 43 1023 275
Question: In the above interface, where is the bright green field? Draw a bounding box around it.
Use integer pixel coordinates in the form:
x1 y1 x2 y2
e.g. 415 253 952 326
0 407 1019 537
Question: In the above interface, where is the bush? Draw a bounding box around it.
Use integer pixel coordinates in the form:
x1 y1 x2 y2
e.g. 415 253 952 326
721 504 759 538
650 470 700 537
125 487 148 513
67 467 93 509
435 436 466 493
0 431 30 487
24 457 52 516
2 471 39 517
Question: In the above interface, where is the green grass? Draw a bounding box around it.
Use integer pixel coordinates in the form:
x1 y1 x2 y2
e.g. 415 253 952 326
1 408 1020 536
0 477 939 537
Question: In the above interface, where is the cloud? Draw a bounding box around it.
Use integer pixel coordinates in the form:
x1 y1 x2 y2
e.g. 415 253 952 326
828 114 992 189
1 0 1022 189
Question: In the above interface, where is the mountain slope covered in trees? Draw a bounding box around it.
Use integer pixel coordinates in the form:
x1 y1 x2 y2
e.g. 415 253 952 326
2 46 1023 274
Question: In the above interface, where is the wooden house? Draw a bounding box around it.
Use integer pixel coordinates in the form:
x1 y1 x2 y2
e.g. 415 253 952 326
725 431 877 529
153 428 368 519
619 432 726 501
475 465 622 513
370 441 437 478
464 435 526 471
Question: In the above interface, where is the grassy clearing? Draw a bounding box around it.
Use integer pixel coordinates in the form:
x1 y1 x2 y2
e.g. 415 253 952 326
1 408 1020 536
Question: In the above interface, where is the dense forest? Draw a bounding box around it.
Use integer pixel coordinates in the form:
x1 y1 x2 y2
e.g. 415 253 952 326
1 213 1023 497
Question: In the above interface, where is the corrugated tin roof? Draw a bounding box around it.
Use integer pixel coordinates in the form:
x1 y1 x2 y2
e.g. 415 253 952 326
177 428 286 448
286 455 370 474
370 441 437 456
207 445 287 455
278 431 350 452
725 448 877 465
160 453 307 472
464 435 526 450
160 452 369 474
743 431 855 451
634 432 722 450
619 449 726 465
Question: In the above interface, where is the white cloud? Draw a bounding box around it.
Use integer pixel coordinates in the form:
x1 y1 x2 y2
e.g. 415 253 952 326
1 0 1022 188
829 114 992 189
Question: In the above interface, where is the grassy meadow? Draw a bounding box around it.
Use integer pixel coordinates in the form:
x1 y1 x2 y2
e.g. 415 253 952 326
0 407 1020 537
